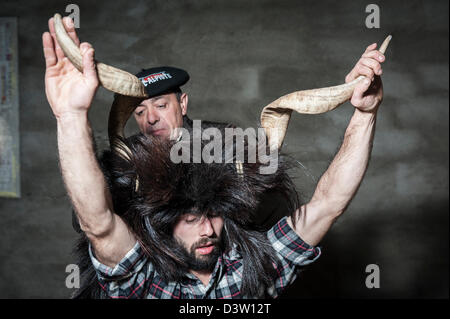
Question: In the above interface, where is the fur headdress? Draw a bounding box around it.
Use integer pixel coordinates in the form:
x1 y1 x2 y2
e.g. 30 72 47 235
73 122 300 298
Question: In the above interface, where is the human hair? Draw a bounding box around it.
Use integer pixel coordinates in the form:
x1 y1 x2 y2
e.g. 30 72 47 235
161 87 182 102
174 88 182 102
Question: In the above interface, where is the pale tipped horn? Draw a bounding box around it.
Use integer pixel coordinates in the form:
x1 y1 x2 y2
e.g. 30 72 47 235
108 94 144 161
108 94 143 192
261 35 392 150
53 13 147 98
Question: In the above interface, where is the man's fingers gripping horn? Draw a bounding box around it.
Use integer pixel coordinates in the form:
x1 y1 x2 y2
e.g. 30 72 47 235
53 13 147 98
53 13 147 162
260 35 392 150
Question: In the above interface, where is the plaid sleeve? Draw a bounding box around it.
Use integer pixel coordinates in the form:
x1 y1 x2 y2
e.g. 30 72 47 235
266 216 321 297
88 241 152 298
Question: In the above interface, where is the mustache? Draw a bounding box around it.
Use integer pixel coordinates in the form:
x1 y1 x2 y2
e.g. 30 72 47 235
191 237 220 251
146 127 165 134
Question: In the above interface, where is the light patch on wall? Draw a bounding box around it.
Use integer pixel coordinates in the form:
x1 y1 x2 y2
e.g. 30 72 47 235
374 129 426 158
395 161 448 199
0 17 20 198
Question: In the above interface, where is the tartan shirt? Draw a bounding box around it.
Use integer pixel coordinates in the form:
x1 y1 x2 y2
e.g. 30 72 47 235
89 216 321 299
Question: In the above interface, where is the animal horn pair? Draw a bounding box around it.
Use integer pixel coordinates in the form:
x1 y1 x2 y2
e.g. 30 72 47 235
54 13 392 157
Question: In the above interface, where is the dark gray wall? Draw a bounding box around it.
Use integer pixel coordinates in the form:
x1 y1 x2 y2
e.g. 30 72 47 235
0 0 448 298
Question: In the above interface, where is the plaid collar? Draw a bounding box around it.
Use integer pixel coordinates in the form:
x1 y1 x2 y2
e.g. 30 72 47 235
88 217 322 299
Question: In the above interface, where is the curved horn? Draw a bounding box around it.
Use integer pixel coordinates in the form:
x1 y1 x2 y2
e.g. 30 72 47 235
108 94 143 192
261 35 392 150
53 13 147 98
53 13 147 168
108 94 144 161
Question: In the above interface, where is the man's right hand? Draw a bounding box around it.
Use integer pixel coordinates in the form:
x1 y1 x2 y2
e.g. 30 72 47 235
43 16 99 118
43 16 137 268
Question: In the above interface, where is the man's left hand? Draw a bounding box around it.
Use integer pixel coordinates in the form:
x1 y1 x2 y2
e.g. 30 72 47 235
345 43 385 113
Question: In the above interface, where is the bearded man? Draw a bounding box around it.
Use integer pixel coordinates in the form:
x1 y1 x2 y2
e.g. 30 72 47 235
43 16 387 298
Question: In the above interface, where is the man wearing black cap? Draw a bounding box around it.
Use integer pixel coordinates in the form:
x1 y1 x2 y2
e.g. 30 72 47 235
132 67 191 139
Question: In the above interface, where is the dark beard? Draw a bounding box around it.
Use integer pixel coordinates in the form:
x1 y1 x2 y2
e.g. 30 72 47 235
176 236 225 272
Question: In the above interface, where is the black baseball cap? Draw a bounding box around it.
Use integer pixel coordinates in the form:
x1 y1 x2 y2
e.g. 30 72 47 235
135 66 190 98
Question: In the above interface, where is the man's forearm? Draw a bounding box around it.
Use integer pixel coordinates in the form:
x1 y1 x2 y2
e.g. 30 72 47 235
57 112 114 237
311 108 377 216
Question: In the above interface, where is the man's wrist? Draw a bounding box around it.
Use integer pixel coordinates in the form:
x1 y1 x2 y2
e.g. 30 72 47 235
56 111 92 137
345 107 378 137
353 106 378 123
56 110 89 125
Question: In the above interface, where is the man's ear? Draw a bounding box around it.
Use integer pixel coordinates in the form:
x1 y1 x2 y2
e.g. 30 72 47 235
180 93 188 116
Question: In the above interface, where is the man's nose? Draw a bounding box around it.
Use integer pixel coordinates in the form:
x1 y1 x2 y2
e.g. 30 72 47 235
199 217 214 237
146 108 159 125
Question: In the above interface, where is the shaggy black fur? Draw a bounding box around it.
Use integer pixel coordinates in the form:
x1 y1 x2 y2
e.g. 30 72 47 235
71 119 300 298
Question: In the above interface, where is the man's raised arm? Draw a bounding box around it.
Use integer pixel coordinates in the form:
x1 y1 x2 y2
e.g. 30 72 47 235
288 43 386 246
43 17 136 267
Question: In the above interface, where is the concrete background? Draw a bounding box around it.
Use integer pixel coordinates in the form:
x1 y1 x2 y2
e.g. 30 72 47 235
0 0 448 298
